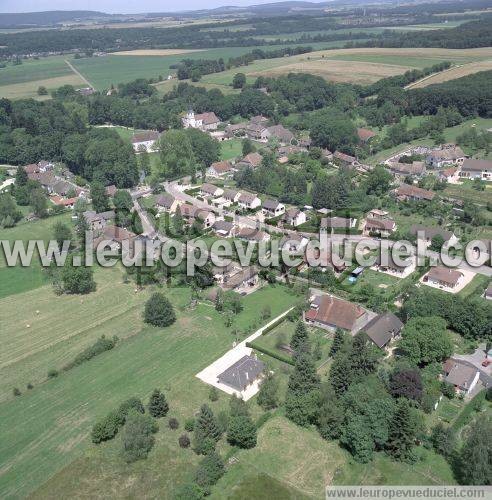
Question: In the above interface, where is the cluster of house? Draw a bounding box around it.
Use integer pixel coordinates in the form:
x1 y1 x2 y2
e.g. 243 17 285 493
304 292 404 353
386 143 492 183
24 161 90 209
225 115 295 145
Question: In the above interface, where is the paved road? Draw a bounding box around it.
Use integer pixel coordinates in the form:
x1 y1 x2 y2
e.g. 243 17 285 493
156 182 492 277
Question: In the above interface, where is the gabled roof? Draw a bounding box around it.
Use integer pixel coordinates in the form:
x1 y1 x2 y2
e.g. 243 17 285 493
444 360 478 390
240 152 262 167
363 312 403 348
223 266 259 290
238 192 259 204
428 145 465 161
201 183 221 195
334 151 356 164
388 161 425 176
396 183 435 201
217 355 264 391
462 158 492 173
427 266 463 286
210 160 232 173
223 188 240 201
155 193 176 209
365 217 395 231
212 220 234 233
266 124 294 143
131 130 160 143
237 227 268 242
196 111 220 125
409 224 454 242
263 199 282 211
310 295 365 331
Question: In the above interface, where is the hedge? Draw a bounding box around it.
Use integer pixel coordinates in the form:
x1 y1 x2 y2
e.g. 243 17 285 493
260 316 286 336
247 341 294 365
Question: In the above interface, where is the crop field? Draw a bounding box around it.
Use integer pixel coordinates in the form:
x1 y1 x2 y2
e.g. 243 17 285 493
0 274 297 498
0 56 85 99
70 45 332 90
202 47 492 86
406 59 492 88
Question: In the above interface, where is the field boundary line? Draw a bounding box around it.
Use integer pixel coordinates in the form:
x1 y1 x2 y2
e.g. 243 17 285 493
64 59 94 89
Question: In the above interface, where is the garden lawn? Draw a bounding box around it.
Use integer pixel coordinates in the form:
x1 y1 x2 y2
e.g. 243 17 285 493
220 139 243 161
0 278 297 499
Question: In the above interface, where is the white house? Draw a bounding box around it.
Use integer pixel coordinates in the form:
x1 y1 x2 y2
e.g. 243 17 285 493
425 144 466 168
131 131 160 152
200 183 224 198
182 110 221 131
238 192 261 210
283 208 307 227
262 199 285 218
459 159 492 181
207 160 233 178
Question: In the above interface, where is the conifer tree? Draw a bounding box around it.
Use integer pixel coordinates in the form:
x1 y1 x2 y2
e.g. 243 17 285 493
290 321 309 352
330 328 346 357
148 389 169 418
285 350 320 426
193 404 222 455
386 398 421 460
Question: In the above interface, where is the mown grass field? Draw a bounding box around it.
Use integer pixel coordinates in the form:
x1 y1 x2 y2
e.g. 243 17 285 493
0 56 85 99
0 274 298 498
0 212 73 299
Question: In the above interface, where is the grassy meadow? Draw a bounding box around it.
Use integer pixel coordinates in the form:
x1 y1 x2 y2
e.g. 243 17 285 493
0 273 298 498
0 212 73 299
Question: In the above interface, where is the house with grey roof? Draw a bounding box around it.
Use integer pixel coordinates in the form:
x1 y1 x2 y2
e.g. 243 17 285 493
212 220 235 237
262 199 285 217
217 355 265 392
409 224 458 248
362 312 403 350
83 210 115 232
155 193 179 214
442 359 480 396
459 158 492 181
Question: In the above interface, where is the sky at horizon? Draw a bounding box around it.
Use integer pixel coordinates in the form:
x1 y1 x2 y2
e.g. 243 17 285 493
0 0 313 14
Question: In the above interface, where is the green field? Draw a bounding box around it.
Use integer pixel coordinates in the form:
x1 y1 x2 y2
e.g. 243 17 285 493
0 212 73 299
0 273 297 498
220 139 243 160
0 56 75 87
71 44 334 90
0 56 86 99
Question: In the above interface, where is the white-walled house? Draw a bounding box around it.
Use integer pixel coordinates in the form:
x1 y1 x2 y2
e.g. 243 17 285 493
262 199 285 217
182 110 221 131
131 131 160 152
238 192 261 210
283 208 307 227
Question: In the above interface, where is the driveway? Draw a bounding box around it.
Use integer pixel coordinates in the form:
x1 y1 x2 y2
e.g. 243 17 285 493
195 306 294 400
